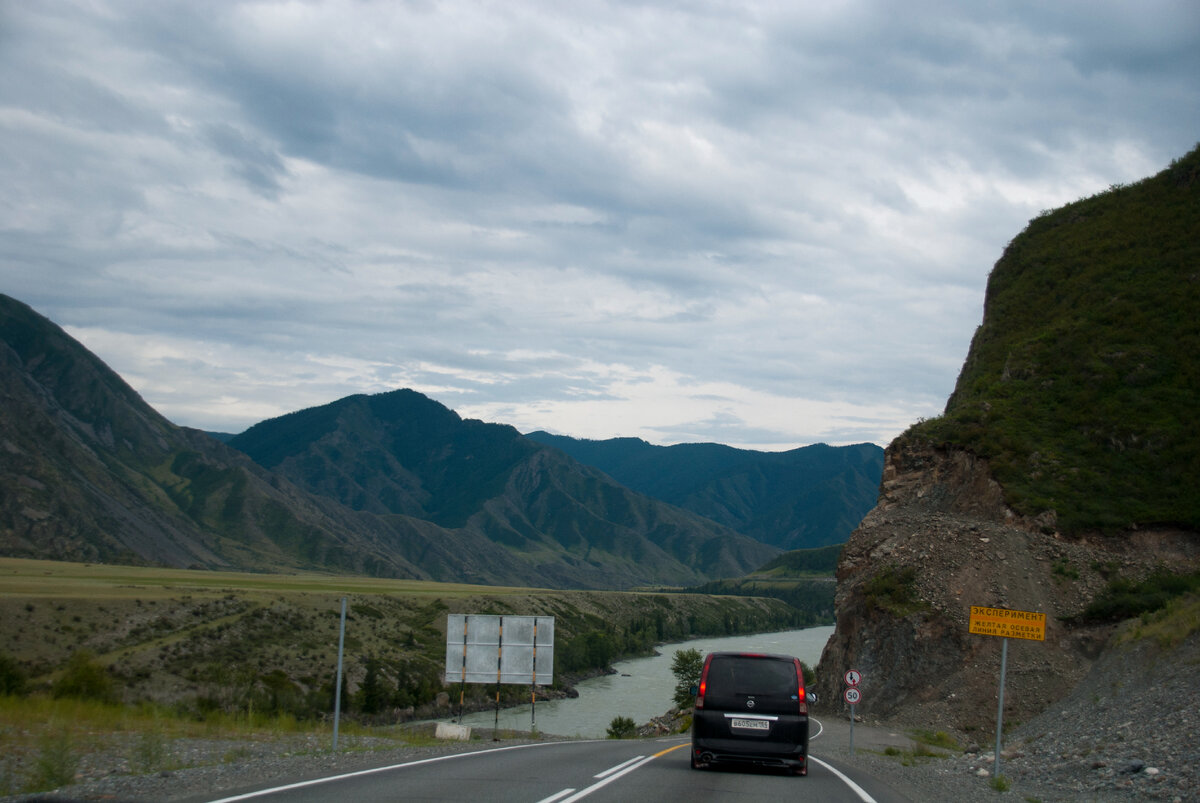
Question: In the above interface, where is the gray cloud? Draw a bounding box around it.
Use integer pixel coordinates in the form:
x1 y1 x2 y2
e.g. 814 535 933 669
2 0 1197 448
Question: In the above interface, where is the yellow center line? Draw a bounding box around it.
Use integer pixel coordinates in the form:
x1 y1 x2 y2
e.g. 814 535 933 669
653 742 690 758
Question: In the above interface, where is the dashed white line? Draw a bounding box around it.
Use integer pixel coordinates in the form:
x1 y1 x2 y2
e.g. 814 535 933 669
593 754 645 778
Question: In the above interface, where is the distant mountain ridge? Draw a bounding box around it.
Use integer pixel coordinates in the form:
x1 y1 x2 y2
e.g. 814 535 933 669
525 432 883 549
0 293 775 589
228 390 778 587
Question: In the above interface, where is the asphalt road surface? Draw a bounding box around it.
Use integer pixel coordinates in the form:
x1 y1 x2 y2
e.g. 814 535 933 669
194 717 910 803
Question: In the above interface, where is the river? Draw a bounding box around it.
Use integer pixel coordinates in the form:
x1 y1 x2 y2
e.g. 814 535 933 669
455 625 834 738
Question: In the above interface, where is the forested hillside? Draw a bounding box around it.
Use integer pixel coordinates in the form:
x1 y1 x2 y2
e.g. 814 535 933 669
911 145 1200 533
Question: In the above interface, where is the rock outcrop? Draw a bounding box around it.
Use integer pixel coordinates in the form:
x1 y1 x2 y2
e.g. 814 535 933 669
814 438 1200 732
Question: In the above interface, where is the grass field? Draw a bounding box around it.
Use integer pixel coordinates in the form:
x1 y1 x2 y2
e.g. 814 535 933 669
0 557 537 599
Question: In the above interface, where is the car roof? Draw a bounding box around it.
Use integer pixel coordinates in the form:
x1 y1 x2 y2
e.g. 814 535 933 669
706 651 796 661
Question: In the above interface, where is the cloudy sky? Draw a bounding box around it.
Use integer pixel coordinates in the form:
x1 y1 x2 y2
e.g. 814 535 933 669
2 1 1197 450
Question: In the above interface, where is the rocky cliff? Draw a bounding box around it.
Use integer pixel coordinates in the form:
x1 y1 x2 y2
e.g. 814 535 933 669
815 439 1199 730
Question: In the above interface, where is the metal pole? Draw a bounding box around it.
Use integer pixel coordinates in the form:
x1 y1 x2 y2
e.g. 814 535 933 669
333 597 347 751
458 615 469 723
494 616 503 738
530 618 538 733
849 703 855 755
994 638 1008 779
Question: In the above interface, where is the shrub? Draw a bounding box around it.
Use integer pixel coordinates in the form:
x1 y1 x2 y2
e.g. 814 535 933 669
1075 570 1200 623
606 716 637 739
861 567 927 617
0 653 27 696
51 650 116 703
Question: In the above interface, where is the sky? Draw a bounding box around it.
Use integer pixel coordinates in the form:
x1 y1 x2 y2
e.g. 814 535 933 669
2 1 1197 450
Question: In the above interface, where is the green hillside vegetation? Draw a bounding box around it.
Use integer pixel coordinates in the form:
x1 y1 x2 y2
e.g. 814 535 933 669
755 543 842 575
679 545 841 625
0 558 802 722
526 433 882 550
907 145 1200 534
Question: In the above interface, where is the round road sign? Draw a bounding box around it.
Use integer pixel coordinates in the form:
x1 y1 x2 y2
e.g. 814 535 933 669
844 687 861 705
844 669 862 687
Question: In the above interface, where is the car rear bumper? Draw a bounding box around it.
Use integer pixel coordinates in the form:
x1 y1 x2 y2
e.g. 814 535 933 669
691 711 808 769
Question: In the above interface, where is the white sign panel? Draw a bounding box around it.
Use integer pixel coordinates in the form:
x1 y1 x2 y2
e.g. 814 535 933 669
445 614 554 686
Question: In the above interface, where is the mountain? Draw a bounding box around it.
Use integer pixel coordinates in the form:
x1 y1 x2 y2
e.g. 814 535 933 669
0 294 446 578
0 292 775 588
228 390 778 587
525 432 883 550
815 146 1200 732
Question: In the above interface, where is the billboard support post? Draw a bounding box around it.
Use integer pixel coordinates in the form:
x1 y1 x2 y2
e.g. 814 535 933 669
493 618 503 737
456 616 468 724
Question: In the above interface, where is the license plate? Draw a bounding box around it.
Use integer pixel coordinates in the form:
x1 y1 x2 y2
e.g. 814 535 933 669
730 718 769 731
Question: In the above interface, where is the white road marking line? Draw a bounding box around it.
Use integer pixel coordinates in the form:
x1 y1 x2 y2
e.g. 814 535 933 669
593 755 645 778
809 756 879 803
204 740 606 802
534 789 577 803
558 755 657 803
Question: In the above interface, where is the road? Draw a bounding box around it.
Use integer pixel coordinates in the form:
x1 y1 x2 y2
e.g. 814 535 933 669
196 717 910 803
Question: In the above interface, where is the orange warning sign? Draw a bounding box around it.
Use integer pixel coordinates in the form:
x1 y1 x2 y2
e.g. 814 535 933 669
968 606 1045 641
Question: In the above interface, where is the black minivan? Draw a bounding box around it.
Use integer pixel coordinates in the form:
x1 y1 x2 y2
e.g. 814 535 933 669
690 651 809 776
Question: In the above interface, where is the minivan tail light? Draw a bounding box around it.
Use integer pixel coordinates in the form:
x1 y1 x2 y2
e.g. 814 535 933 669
696 655 712 710
795 658 808 715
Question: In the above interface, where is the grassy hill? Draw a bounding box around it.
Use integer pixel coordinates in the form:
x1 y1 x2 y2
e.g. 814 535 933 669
907 145 1200 534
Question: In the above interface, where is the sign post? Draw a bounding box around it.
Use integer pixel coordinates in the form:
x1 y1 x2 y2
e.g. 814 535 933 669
968 606 1045 779
332 597 346 751
843 669 862 755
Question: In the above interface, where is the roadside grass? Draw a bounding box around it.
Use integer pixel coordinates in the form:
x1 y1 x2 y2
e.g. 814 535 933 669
0 693 440 795
1116 593 1200 649
909 729 960 751
878 739 950 763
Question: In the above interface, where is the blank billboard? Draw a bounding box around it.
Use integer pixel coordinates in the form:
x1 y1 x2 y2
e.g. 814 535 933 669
445 614 554 686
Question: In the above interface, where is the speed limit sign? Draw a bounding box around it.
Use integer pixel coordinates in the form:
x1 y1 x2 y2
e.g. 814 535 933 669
844 687 861 705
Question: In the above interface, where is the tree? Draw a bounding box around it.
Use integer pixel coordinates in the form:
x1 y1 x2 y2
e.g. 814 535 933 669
670 648 704 710
356 656 387 714
51 650 115 703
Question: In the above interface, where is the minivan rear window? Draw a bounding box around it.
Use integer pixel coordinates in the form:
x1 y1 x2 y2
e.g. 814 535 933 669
705 655 797 696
